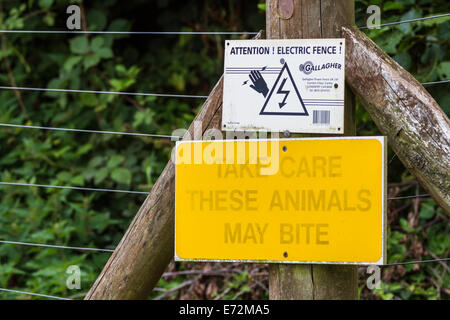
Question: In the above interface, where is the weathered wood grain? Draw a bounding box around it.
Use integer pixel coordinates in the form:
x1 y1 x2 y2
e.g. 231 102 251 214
267 0 358 300
85 32 263 300
343 26 450 213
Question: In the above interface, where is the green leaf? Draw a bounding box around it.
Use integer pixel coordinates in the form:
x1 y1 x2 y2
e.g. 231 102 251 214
421 14 450 27
107 19 131 39
90 37 104 51
89 213 119 233
80 92 98 107
374 30 403 54
107 155 125 168
394 52 411 70
396 10 422 34
63 56 83 72
70 37 90 55
419 200 435 220
94 167 109 184
109 78 135 91
89 156 104 168
111 168 131 185
0 263 26 276
427 232 450 255
399 218 413 233
115 64 127 74
400 290 412 300
380 292 394 300
83 54 101 70
56 171 72 182
388 283 403 292
169 73 186 91
437 21 450 41
71 175 84 186
97 47 113 59
76 143 93 157
43 12 55 26
0 47 13 59
437 61 450 80
38 0 54 9
383 2 404 11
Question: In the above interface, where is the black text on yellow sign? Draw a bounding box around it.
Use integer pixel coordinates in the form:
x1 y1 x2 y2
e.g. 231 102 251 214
175 137 387 265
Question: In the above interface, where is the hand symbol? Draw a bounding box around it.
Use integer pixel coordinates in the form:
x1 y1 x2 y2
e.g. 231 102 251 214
249 70 269 98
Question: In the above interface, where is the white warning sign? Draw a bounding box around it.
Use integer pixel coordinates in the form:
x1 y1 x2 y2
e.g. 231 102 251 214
222 39 345 134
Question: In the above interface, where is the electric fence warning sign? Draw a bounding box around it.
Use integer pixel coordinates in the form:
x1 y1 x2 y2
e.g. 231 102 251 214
222 39 345 134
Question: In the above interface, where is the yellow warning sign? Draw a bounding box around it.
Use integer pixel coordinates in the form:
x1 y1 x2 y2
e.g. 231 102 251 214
175 137 386 265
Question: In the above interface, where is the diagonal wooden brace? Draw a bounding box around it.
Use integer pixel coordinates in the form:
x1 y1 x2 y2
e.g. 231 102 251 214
343 26 450 214
85 32 264 300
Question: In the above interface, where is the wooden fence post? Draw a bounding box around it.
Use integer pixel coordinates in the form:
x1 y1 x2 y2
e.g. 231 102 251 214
266 0 358 300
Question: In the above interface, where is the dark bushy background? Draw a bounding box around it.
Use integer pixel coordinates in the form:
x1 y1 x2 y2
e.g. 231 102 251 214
0 0 448 300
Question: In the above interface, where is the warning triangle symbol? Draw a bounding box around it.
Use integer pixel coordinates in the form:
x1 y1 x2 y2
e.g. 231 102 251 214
259 63 308 116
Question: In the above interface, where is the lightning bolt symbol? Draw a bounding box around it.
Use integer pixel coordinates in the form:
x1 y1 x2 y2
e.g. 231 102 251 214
276 78 290 108
242 80 249 86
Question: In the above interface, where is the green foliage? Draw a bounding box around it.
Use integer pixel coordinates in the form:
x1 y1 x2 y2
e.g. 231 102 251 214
356 0 450 115
0 0 448 300
0 0 264 300
368 198 449 300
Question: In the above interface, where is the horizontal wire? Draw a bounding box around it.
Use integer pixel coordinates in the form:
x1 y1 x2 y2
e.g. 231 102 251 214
0 75 446 103
0 259 447 300
1 241 448 264
422 79 450 86
388 194 430 200
0 30 258 35
0 240 114 252
0 181 149 195
0 86 208 99
1 240 447 267
383 258 450 267
0 80 444 103
0 288 71 300
0 14 446 34
0 182 432 200
0 123 181 139
359 13 450 29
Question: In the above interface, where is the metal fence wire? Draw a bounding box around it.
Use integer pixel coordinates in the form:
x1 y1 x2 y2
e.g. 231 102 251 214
0 11 448 300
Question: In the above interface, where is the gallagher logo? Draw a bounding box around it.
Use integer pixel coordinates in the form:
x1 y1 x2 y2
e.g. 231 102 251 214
299 61 342 75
